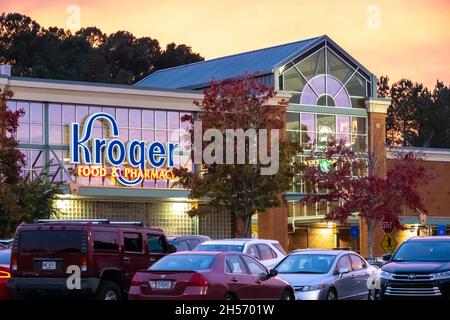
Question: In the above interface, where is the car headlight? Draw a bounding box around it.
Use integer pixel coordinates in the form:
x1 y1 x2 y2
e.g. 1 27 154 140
301 284 326 291
378 270 393 280
432 271 450 280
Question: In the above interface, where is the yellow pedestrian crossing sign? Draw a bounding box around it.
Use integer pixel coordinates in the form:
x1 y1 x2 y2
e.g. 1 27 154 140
381 234 397 253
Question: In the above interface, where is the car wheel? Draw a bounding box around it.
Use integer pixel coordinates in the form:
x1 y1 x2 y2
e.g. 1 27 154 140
327 288 337 300
281 290 294 300
370 289 381 300
224 293 235 300
94 280 122 301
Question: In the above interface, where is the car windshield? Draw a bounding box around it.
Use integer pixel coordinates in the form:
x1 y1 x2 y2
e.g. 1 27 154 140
0 250 10 265
150 254 216 271
392 241 450 262
194 244 244 252
19 231 82 253
275 254 336 274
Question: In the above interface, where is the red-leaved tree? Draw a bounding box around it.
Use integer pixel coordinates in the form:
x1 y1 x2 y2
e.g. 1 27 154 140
0 88 60 237
303 140 431 258
174 75 300 238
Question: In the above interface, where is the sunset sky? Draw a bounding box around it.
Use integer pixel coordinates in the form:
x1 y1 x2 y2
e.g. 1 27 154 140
2 0 450 87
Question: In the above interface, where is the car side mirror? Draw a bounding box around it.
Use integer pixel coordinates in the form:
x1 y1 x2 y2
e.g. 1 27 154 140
268 269 278 277
167 244 177 253
338 267 350 277
382 253 392 261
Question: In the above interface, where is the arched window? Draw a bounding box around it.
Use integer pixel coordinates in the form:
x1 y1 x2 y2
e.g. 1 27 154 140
279 46 370 108
300 74 351 108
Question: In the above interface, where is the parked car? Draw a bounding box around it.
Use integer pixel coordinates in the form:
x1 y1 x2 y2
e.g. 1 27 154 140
8 219 176 300
167 235 211 251
275 249 377 300
0 240 13 248
365 257 385 268
379 236 450 299
129 251 295 300
0 249 12 300
193 239 286 269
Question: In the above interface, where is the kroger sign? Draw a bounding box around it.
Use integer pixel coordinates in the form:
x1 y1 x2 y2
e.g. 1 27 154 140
69 112 178 187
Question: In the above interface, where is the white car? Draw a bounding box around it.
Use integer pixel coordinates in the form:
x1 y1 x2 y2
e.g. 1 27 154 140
193 238 286 269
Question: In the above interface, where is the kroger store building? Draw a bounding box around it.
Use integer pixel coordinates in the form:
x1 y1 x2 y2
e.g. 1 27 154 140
2 35 450 256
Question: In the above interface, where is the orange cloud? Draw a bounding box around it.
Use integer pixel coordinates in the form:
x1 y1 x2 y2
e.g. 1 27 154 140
2 0 449 87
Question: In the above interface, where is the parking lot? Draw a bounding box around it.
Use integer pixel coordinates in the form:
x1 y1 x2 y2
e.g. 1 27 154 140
1 219 450 301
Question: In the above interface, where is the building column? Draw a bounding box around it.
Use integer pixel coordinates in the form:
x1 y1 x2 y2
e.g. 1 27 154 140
257 91 291 250
359 97 391 257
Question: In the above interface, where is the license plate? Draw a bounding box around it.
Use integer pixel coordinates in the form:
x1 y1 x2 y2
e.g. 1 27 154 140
155 280 172 289
42 261 56 270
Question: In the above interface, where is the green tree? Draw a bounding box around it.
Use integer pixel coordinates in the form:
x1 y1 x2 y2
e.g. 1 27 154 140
0 12 204 84
377 75 390 98
381 76 450 148
155 43 205 70
0 88 59 237
415 81 450 148
389 79 428 146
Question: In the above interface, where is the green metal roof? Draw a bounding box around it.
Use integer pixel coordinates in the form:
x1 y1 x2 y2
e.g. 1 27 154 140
136 35 376 90
136 35 326 89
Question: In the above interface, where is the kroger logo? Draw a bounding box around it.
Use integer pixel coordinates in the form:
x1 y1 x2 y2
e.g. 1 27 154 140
69 112 178 186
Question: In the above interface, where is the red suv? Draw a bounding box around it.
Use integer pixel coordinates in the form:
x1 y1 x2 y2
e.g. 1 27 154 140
8 219 175 300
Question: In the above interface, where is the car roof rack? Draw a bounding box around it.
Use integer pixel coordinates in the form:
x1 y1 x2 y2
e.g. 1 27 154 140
34 219 145 226
36 219 110 224
109 221 143 226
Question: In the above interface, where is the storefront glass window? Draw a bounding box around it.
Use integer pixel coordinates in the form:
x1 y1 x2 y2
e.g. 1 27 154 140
142 110 154 128
301 131 315 150
352 117 366 134
129 109 141 128
286 112 367 153
280 46 370 108
15 102 43 144
286 112 299 131
326 49 353 84
306 203 316 216
296 48 325 81
21 149 44 182
13 100 193 190
300 113 315 131
116 108 129 127
288 202 305 218
283 67 306 92
76 106 89 123
168 112 180 130
155 111 167 129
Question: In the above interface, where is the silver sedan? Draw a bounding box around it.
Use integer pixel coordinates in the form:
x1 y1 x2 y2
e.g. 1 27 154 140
274 249 378 300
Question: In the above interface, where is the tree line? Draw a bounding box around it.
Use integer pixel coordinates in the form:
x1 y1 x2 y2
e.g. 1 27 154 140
1 13 448 150
0 13 204 84
378 76 450 148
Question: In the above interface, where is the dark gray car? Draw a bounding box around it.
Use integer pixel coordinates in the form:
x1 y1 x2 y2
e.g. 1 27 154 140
167 235 211 251
0 240 12 249
275 249 377 300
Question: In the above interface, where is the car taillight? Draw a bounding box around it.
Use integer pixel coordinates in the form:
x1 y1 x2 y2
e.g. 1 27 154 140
81 255 87 272
11 254 17 272
130 275 141 286
0 270 11 279
188 273 208 287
